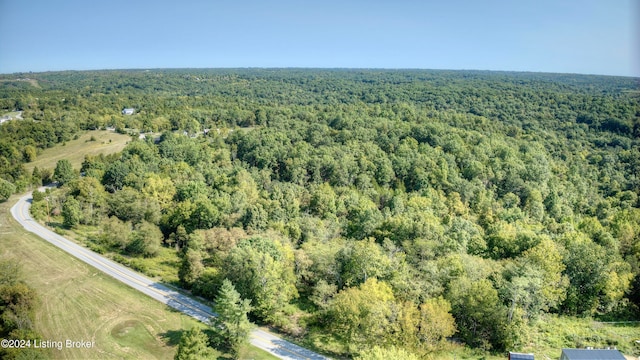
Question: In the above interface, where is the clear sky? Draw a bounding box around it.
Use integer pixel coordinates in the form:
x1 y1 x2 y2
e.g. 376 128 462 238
0 0 638 76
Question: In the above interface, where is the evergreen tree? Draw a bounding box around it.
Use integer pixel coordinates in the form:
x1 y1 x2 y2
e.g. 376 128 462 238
174 327 214 360
211 279 253 357
53 159 75 185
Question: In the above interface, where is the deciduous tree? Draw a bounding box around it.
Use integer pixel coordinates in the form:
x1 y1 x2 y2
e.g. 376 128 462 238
127 221 162 257
62 196 81 228
328 278 395 351
179 249 204 288
0 179 15 202
447 277 506 350
225 237 298 321
355 345 420 360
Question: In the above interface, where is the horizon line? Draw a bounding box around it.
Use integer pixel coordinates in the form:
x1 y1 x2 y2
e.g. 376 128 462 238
1 66 639 79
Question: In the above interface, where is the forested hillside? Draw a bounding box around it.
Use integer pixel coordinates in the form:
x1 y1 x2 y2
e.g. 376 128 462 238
1 69 639 357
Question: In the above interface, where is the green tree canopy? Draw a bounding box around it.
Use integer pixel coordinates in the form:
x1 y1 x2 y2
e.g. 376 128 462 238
0 178 15 202
53 159 75 185
328 278 395 352
354 345 420 360
447 277 506 350
62 196 81 228
174 327 214 360
225 236 298 321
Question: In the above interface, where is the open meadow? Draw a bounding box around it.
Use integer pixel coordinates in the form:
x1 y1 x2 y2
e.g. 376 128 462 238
25 130 131 173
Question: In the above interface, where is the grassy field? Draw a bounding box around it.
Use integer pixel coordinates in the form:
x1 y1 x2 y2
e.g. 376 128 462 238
25 130 131 173
522 315 640 359
0 195 201 359
426 316 640 360
0 195 279 359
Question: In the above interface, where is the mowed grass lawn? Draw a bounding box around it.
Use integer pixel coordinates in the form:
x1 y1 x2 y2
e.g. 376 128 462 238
0 196 203 359
0 196 279 360
25 130 131 173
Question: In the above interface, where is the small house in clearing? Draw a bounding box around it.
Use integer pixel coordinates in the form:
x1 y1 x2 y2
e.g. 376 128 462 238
122 108 135 115
560 348 625 360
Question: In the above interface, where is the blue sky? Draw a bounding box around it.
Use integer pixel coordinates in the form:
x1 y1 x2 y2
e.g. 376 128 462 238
0 0 638 76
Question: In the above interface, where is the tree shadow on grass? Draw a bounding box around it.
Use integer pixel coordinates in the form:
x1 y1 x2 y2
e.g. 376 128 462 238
159 329 184 347
160 327 231 360
46 221 67 231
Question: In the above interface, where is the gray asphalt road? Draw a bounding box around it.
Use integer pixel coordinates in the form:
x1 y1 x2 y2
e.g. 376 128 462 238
11 191 329 360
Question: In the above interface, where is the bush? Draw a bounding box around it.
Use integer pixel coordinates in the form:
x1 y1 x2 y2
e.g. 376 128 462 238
0 178 16 202
125 221 162 257
32 190 45 202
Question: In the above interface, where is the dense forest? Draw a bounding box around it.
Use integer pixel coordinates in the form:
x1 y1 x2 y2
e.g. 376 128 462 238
1 69 639 358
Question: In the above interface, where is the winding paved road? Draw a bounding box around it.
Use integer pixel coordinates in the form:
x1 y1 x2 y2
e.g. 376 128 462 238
11 191 329 360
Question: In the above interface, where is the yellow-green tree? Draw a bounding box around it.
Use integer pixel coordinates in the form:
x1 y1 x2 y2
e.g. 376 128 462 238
328 278 395 352
521 237 568 312
355 345 420 360
417 297 456 345
225 237 298 322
